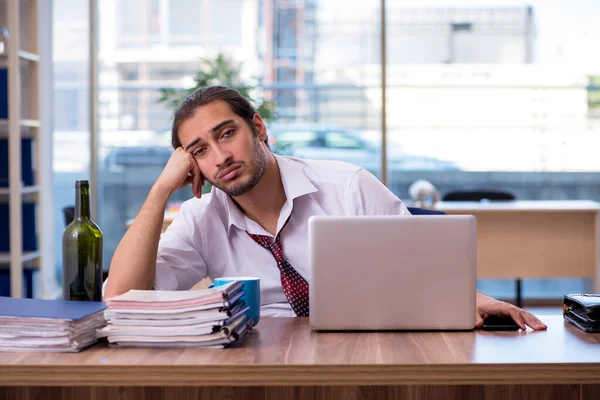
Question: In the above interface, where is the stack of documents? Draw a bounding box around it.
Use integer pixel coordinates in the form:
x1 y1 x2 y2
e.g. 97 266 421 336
0 297 107 352
98 281 253 348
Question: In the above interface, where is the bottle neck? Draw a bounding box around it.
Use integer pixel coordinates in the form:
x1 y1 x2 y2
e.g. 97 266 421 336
75 186 91 220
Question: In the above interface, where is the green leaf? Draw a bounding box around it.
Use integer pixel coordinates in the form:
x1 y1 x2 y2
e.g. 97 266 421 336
157 51 276 123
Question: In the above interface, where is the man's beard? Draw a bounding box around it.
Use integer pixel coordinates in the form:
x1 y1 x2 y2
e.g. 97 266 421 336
208 138 267 197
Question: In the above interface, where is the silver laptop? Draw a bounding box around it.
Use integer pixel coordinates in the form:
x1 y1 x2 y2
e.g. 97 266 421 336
308 215 477 331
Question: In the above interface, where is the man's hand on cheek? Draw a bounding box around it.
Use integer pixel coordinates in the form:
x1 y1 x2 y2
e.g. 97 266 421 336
155 148 205 198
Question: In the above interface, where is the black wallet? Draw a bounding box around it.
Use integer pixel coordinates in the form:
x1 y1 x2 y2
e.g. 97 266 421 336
563 294 600 332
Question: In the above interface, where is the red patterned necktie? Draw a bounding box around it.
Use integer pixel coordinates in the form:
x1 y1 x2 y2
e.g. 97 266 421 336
246 232 309 317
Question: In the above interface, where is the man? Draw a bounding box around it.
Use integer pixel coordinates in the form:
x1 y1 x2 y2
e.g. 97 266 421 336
105 86 547 331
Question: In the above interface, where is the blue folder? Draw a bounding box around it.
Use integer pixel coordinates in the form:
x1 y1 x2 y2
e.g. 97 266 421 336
0 137 35 187
0 297 106 321
0 68 7 119
0 202 38 252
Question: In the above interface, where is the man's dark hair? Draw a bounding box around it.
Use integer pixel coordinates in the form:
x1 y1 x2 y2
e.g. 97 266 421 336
170 86 268 149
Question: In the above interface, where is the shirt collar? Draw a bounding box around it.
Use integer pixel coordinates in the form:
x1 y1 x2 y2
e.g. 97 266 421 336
219 154 318 234
274 154 318 203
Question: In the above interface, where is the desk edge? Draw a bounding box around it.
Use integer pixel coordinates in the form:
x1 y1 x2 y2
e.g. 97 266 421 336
2 363 600 386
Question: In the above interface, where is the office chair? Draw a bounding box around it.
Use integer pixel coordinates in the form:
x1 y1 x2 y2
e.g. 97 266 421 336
62 206 75 226
407 206 446 215
442 190 515 202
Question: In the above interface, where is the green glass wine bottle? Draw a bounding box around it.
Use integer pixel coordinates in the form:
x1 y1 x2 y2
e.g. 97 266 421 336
62 180 103 301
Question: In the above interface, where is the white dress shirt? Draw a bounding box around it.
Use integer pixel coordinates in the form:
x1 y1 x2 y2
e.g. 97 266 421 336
153 155 410 317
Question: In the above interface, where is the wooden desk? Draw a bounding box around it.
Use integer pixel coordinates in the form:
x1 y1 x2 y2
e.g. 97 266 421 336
436 200 600 290
1 316 600 400
134 200 600 292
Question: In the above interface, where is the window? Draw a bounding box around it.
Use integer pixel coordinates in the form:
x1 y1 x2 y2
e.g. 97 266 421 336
385 1 600 301
168 0 202 44
115 0 160 47
49 0 600 302
91 0 381 276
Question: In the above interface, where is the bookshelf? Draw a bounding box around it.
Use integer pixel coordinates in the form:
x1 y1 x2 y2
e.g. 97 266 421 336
0 0 54 298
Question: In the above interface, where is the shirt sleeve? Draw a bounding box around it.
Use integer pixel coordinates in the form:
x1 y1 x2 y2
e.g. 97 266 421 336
348 168 411 216
154 200 209 291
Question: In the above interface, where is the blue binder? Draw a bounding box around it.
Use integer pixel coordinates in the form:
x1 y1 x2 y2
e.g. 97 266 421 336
0 137 35 187
0 68 7 119
0 296 106 320
0 202 37 252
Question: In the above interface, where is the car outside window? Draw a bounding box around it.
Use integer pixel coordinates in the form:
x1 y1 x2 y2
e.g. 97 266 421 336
324 131 364 150
275 131 322 147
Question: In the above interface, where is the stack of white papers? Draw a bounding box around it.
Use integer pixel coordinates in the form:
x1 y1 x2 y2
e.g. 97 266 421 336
98 281 253 348
0 297 107 352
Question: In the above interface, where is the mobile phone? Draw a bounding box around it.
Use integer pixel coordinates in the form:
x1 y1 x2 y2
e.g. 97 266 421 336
481 315 521 331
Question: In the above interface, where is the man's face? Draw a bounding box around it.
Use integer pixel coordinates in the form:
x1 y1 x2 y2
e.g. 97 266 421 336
178 100 268 197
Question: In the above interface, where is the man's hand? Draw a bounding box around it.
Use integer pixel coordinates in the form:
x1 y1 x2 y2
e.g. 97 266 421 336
475 292 547 331
155 147 204 198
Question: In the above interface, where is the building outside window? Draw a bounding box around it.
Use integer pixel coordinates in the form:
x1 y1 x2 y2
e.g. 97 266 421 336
52 0 600 302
